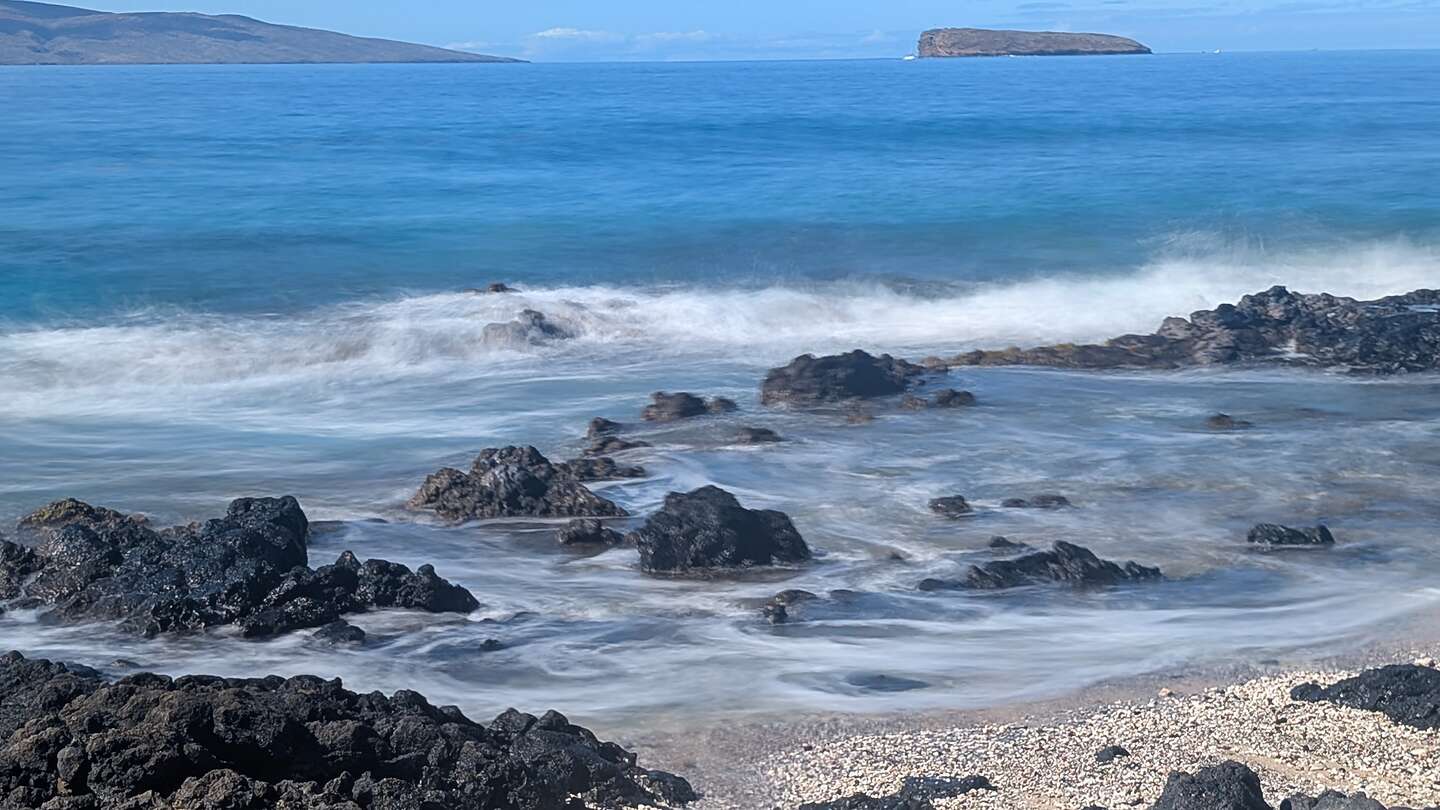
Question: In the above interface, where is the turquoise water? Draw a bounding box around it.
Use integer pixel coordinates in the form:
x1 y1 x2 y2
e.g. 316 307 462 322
2 53 1440 730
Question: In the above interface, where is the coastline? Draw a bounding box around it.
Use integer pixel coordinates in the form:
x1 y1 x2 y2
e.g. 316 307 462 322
637 610 1440 808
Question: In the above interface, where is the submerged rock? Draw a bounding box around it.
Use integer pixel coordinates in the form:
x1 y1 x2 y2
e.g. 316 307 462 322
3 498 477 638
735 426 784 444
1150 761 1269 810
948 286 1440 374
761 349 928 406
557 455 647 482
314 619 366 645
0 650 694 810
587 416 623 439
1001 494 1073 509
928 495 974 518
932 388 977 408
640 391 738 422
628 486 810 574
557 518 626 547
409 446 626 521
919 541 1162 591
481 309 573 347
1206 413 1254 431
586 436 652 457
1291 664 1440 729
1247 523 1335 547
761 589 820 623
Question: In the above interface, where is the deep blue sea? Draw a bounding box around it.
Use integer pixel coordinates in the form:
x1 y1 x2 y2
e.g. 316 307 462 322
2 53 1440 731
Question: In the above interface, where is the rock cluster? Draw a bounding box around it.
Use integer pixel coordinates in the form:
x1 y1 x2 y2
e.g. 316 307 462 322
1291 664 1440 729
761 350 927 406
409 446 627 521
1248 524 1335 547
0 651 694 810
628 486 810 574
948 286 1440 374
1 497 476 638
918 541 1162 591
641 392 738 422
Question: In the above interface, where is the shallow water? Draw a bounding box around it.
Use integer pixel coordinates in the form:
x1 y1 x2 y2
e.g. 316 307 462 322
2 53 1440 732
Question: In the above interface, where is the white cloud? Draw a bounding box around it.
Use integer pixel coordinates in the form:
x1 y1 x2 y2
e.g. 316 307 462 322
530 27 622 42
635 30 714 43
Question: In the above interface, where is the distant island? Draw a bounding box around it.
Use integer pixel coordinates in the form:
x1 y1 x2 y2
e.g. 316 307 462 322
0 0 522 65
918 27 1151 57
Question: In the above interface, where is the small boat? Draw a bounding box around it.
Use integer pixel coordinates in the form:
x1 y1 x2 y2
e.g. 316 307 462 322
902 54 917 61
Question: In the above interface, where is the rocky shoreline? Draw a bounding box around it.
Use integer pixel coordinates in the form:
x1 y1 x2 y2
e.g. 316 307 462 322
2 284 1438 807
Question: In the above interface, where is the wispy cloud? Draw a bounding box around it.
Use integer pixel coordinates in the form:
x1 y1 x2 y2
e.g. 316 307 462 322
531 27 624 42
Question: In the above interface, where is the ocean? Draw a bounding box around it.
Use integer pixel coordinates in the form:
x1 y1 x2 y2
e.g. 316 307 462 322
2 52 1439 730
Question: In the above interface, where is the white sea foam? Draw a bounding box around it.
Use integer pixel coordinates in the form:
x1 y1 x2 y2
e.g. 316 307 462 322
1 238 1435 406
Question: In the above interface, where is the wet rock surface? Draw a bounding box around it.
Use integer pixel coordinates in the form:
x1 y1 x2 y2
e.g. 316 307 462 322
735 427 784 444
1001 494 1073 509
927 496 974 518
641 392 737 422
0 650 694 810
628 486 810 574
1206 414 1255 431
919 541 1162 591
947 286 1440 373
557 519 626 547
556 456 647 482
3 497 478 638
1291 664 1440 729
761 350 928 406
1247 524 1335 547
409 446 627 521
931 389 977 408
481 308 573 348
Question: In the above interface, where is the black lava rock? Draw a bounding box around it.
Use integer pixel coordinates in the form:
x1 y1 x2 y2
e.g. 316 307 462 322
641 391 737 422
928 496 974 518
735 427 784 444
920 541 1162 591
932 389 977 407
557 518 626 547
409 445 626 521
1001 494 1073 509
5 497 477 639
1096 744 1130 763
628 486 810 574
557 456 647 481
1150 761 1270 810
0 650 694 810
1291 664 1440 729
586 436 652 457
1280 792 1389 810
1247 523 1335 547
761 349 928 406
797 775 994 810
314 619 366 645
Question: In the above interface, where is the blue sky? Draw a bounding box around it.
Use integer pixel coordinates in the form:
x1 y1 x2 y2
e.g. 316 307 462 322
74 0 1440 59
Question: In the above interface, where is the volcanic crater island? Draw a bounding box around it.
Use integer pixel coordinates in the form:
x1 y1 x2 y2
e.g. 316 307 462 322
918 27 1152 57
0 0 521 64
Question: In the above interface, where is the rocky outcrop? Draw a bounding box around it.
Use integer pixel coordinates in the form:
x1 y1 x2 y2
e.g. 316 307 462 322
481 309 573 348
409 446 626 521
761 350 928 406
918 27 1151 57
557 519 626 547
556 456 647 482
4 497 477 638
1247 523 1335 547
628 486 810 574
948 287 1440 374
1150 761 1269 810
640 392 738 422
1291 664 1440 729
0 650 693 810
919 541 1161 591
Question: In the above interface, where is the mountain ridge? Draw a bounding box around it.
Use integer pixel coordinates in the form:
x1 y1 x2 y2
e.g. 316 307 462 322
0 0 522 65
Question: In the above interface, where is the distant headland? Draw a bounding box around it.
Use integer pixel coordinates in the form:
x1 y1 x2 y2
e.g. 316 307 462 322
0 0 523 65
918 27 1151 57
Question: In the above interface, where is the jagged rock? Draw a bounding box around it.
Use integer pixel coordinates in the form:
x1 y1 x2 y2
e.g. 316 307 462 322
988 536 1026 550
928 496 974 518
1 497 478 639
640 392 737 422
1206 414 1254 431
557 519 626 547
1150 761 1270 810
1001 494 1073 509
480 309 572 347
761 589 819 624
1280 792 1389 810
949 287 1440 374
1096 745 1130 763
1291 664 1440 729
0 651 694 810
587 417 622 439
628 486 810 574
409 446 626 521
1247 524 1335 546
314 620 366 645
557 456 647 482
919 541 1162 591
932 389 977 407
761 350 928 406
16 497 141 532
735 427 783 444
798 776 994 810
